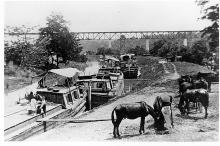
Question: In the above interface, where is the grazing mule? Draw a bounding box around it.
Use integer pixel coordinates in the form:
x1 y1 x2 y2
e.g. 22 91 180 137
153 96 174 130
178 89 209 118
111 101 159 138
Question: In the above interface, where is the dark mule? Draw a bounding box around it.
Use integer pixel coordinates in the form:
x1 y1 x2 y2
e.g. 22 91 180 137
179 81 193 96
197 72 217 92
178 75 192 85
111 101 158 138
179 78 208 112
178 89 209 118
153 96 174 130
179 76 208 95
192 78 208 90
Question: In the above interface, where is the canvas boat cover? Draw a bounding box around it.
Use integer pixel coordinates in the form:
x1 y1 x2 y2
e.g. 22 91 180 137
49 68 82 78
105 55 119 62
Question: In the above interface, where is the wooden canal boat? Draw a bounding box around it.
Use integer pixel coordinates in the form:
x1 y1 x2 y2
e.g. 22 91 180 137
76 73 124 108
100 55 120 68
5 68 87 141
120 54 139 79
36 68 86 109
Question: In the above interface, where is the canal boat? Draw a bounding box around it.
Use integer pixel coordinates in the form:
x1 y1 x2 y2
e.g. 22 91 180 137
76 73 123 108
4 68 87 141
120 54 139 79
36 68 86 109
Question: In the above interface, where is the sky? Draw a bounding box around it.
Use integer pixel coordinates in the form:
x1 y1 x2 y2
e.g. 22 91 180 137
4 0 217 32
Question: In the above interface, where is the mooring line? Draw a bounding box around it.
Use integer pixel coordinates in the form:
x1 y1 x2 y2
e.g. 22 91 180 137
4 109 27 117
37 118 112 123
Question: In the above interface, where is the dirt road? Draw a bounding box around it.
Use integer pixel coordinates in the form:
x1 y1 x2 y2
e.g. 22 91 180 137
28 60 219 141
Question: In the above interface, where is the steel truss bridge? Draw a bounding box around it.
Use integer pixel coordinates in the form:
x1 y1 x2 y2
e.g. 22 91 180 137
74 31 199 40
5 30 199 40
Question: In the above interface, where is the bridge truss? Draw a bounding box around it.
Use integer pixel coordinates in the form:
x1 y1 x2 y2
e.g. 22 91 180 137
74 31 199 40
5 30 199 40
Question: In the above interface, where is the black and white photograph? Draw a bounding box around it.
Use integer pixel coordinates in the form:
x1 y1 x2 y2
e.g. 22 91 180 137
2 0 219 142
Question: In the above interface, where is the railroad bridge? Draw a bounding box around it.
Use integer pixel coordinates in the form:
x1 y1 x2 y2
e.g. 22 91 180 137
5 30 199 52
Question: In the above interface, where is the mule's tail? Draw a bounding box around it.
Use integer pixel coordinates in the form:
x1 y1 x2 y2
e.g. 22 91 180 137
111 108 116 124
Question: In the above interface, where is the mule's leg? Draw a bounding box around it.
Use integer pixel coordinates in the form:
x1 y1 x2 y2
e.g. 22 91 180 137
142 117 145 133
185 100 190 115
204 106 208 119
139 117 145 134
113 124 117 138
170 105 174 128
116 118 123 137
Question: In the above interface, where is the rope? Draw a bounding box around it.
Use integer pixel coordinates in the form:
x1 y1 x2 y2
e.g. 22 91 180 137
37 118 112 123
4 109 27 117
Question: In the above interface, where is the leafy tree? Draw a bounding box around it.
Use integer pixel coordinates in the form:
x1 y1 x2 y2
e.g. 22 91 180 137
197 0 219 52
190 40 209 64
96 47 120 56
96 47 105 55
4 25 37 66
38 13 83 67
150 39 166 56
127 46 147 55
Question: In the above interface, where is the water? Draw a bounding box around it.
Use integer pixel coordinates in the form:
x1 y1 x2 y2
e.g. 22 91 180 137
81 61 100 76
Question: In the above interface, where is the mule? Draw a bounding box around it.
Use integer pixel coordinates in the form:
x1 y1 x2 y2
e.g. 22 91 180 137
179 81 194 96
111 101 159 138
178 89 209 118
192 78 208 90
153 96 174 129
179 77 208 96
197 72 216 92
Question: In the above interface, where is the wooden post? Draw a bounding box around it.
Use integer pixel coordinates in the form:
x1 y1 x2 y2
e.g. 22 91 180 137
86 80 92 110
43 121 47 132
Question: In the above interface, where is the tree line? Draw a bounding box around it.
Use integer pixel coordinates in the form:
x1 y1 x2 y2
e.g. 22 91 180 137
5 12 87 71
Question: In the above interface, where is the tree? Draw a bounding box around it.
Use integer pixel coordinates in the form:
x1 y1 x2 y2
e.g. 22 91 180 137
197 0 219 52
38 13 83 67
4 25 37 66
190 40 209 64
150 39 166 56
127 46 147 55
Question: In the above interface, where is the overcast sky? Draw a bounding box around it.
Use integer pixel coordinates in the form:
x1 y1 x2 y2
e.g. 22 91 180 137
4 0 217 32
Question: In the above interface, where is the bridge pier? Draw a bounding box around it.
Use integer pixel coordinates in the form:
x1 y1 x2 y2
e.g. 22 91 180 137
183 38 187 46
108 40 112 48
146 39 150 53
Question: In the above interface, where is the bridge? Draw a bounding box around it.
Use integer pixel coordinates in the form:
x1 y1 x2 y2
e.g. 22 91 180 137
74 31 198 40
4 30 200 52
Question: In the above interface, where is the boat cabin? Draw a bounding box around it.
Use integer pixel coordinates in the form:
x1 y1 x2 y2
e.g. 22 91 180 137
101 55 120 68
76 74 116 97
36 68 86 109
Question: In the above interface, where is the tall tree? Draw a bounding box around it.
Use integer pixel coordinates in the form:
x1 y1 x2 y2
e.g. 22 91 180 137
38 13 83 67
197 0 219 52
4 25 37 66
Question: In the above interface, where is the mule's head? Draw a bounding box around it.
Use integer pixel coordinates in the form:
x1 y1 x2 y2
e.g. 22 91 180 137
153 114 166 131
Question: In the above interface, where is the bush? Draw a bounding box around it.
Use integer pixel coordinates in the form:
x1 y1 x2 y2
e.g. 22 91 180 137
150 39 210 65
